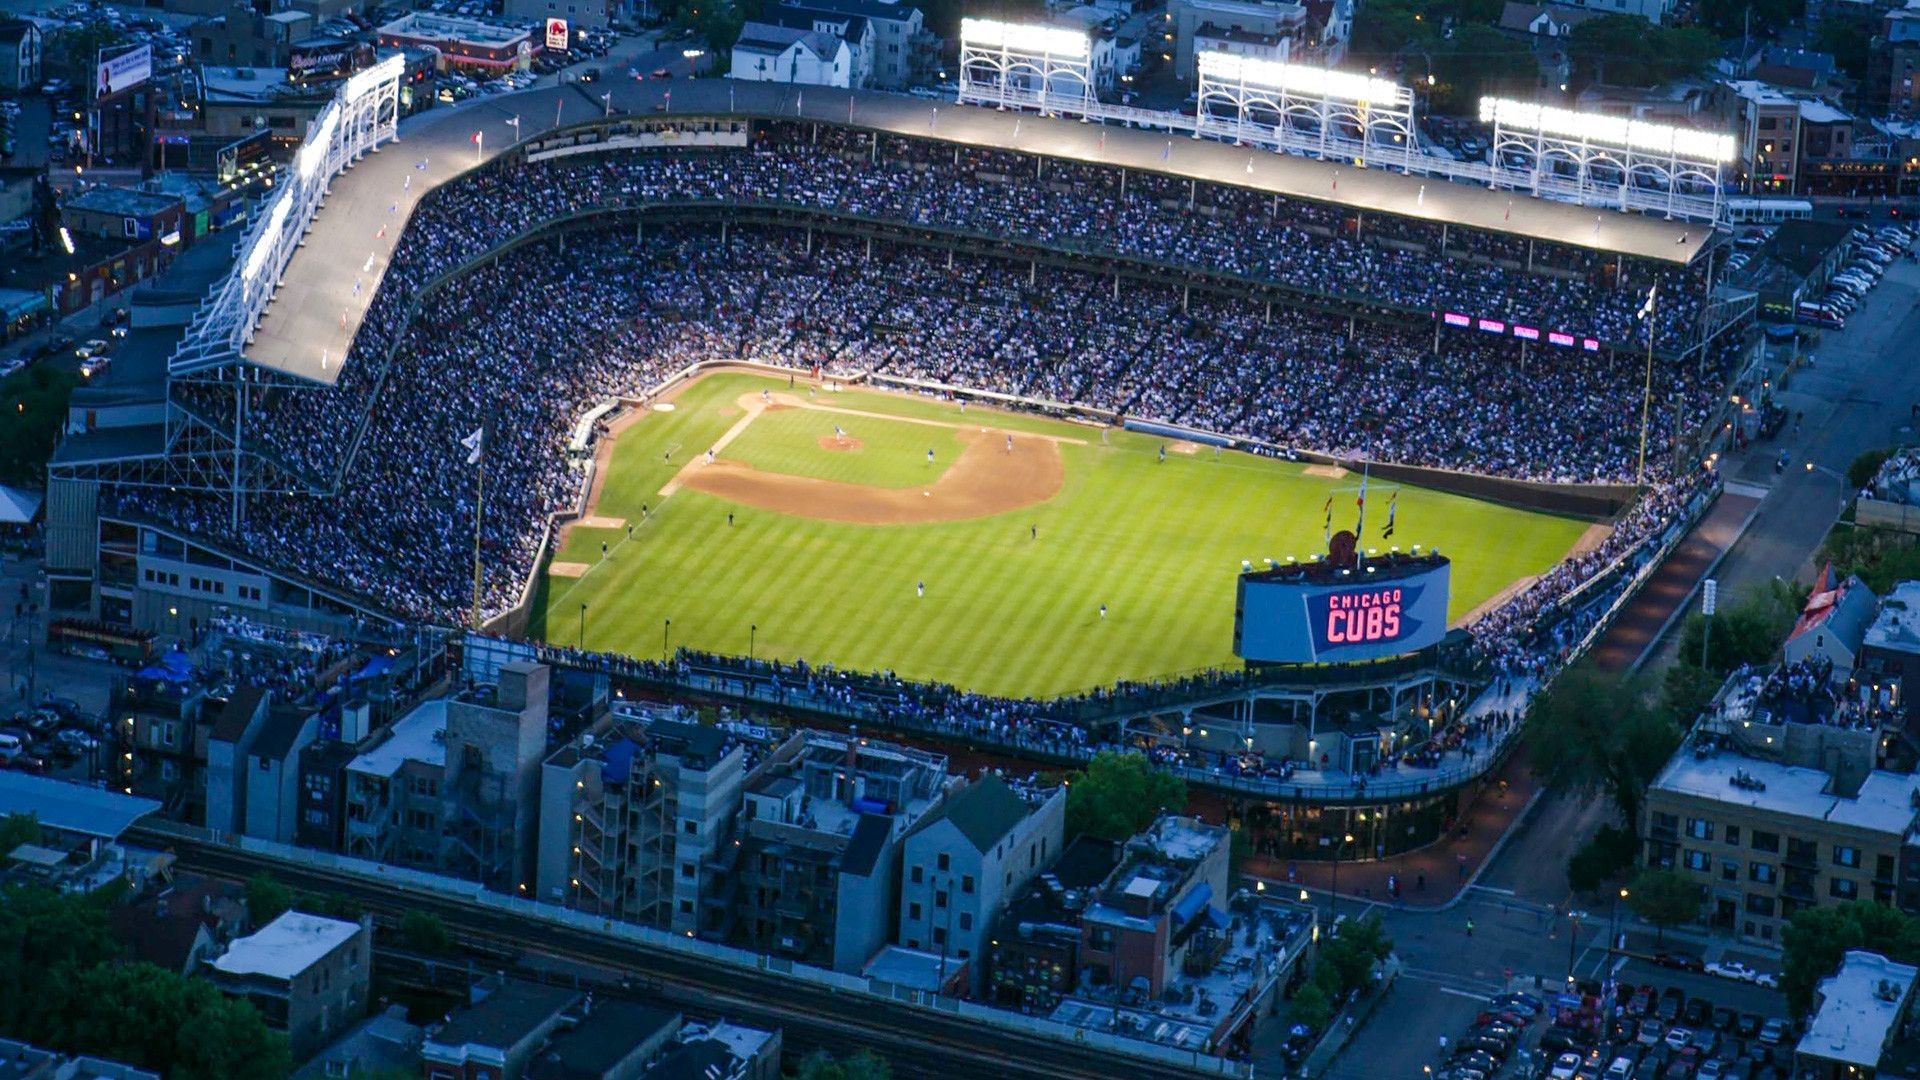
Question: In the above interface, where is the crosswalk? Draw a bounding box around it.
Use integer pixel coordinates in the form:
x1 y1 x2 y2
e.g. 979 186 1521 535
1398 964 1509 999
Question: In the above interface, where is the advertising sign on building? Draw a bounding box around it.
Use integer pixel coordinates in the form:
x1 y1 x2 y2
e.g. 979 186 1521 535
545 17 569 50
95 43 151 99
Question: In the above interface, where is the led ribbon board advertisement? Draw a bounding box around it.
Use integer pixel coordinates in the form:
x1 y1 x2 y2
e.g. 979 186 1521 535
1233 560 1451 663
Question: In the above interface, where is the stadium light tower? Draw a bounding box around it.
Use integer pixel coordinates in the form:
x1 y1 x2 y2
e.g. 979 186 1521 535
957 17 1094 117
1194 52 1416 170
1478 97 1735 221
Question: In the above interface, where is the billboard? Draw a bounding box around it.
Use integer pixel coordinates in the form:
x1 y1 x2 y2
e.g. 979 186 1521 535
1233 558 1451 664
289 41 360 83
96 43 152 99
545 17 569 50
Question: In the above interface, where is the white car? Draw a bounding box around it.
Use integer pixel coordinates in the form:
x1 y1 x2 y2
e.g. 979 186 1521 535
74 339 110 359
1705 960 1779 988
1549 1052 1581 1080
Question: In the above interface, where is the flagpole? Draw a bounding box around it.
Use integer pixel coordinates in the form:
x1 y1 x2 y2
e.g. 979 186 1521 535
1636 287 1657 484
1355 462 1369 569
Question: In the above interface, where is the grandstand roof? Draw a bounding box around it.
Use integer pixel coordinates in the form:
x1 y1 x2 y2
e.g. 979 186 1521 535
244 80 1710 387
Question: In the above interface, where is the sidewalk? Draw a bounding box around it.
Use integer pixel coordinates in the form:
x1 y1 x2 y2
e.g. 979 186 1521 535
1245 741 1540 909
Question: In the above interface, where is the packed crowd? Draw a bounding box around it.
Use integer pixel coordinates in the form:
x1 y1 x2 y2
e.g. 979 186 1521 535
174 127 1727 490
137 217 1722 653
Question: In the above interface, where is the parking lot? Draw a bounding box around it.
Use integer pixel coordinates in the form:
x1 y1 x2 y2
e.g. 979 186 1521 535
1430 953 1798 1080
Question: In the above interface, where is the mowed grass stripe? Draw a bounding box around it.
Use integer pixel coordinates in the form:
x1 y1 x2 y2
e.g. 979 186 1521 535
533 372 1587 697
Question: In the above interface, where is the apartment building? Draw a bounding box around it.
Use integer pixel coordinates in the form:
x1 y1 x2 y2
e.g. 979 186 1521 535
1643 749 1919 943
986 835 1123 1011
897 774 1066 994
1078 815 1231 997
537 708 749 935
718 730 954 973
343 663 551 890
208 911 371 1059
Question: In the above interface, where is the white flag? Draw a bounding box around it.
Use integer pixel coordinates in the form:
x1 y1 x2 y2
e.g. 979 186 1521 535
460 426 484 465
1636 286 1657 321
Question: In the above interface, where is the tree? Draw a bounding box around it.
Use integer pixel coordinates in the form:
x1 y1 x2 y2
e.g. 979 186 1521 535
1675 578 1803 678
1692 0 1803 37
401 910 452 955
1526 665 1680 836
1566 824 1638 894
1848 448 1892 491
1815 18 1870 81
0 814 40 859
1429 24 1539 112
791 1048 893 1080
0 365 80 487
243 874 293 928
1567 16 1717 88
1782 902 1920 1017
1625 869 1704 944
1314 914 1393 998
1288 981 1333 1030
1064 751 1186 842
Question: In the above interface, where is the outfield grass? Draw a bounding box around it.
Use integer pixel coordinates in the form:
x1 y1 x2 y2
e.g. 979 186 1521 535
531 373 1589 698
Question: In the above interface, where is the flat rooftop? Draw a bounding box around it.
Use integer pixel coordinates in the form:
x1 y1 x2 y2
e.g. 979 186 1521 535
1651 751 1919 836
213 911 360 981
240 78 1708 387
345 698 447 778
0 773 159 840
1797 949 1915 1069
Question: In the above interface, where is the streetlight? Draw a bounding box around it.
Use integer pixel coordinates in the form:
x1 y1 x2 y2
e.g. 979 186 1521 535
1567 909 1588 983
1610 887 1630 955
1331 831 1355 921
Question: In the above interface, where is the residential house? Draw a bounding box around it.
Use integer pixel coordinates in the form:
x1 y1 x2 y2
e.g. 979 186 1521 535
1795 950 1917 1080
208 911 372 1058
1783 569 1878 675
526 1002 680 1080
421 979 583 1080
765 7 871 86
897 774 1066 994
0 21 42 92
775 0 932 88
107 874 247 976
729 23 852 87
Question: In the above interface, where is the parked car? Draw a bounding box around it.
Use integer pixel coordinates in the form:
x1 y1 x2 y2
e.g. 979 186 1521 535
1638 1020 1666 1047
1757 1017 1788 1046
1657 988 1685 1022
1712 1006 1737 1031
1664 1026 1693 1052
1682 997 1711 1027
1654 952 1706 973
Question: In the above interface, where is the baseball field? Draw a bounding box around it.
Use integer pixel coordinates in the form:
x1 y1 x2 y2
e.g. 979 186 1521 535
529 371 1599 698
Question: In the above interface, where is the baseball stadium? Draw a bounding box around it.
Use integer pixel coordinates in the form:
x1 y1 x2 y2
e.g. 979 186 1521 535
44 66 1752 876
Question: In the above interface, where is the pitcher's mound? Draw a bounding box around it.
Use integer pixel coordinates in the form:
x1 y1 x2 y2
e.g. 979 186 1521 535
819 436 865 453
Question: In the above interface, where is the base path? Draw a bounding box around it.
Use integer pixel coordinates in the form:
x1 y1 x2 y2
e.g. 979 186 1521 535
685 424 1065 525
